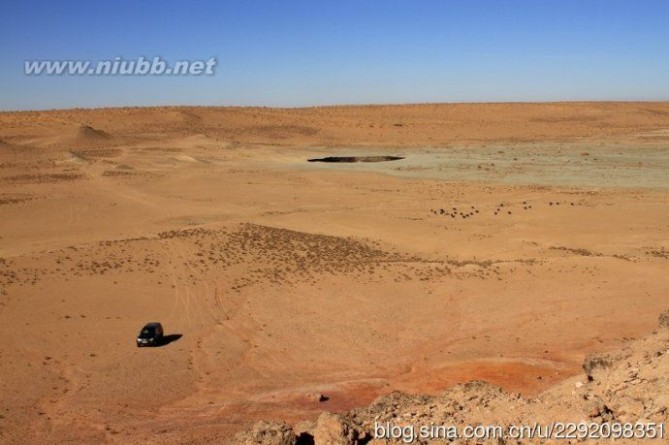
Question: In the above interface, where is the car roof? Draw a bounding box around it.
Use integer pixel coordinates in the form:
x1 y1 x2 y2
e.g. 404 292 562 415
143 322 162 328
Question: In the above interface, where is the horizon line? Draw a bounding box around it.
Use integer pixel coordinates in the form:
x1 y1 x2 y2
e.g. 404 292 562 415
3 99 669 114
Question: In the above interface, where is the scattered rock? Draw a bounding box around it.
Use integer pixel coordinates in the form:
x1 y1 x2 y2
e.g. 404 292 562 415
307 393 329 403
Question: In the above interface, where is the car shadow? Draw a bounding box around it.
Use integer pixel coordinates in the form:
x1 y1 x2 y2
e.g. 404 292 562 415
157 334 183 347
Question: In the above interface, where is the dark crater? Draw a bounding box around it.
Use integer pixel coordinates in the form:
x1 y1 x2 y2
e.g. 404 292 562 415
307 155 404 163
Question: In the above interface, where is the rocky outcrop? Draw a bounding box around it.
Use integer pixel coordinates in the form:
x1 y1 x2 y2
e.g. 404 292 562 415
236 420 296 445
241 311 669 444
313 412 369 445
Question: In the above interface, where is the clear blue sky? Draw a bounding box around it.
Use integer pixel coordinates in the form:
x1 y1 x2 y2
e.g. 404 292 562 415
1 0 668 110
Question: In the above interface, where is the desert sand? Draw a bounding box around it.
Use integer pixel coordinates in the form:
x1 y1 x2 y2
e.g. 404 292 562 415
1 102 668 443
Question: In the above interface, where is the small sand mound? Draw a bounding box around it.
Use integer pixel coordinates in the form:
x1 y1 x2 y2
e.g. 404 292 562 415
45 124 114 149
76 124 110 140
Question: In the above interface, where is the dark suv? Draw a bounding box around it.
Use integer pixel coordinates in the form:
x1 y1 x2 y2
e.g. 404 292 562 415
136 322 164 347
